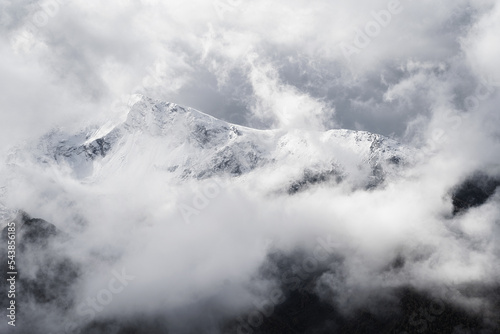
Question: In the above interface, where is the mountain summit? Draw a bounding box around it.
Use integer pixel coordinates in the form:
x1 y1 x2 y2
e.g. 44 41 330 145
7 96 411 191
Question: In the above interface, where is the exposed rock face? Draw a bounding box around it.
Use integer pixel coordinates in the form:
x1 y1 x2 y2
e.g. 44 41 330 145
451 172 500 215
0 213 80 322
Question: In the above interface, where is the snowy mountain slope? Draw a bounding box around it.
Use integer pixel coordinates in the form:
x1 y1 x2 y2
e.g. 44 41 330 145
6 96 412 192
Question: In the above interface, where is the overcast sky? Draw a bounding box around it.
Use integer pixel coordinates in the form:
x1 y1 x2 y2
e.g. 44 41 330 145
1 0 498 145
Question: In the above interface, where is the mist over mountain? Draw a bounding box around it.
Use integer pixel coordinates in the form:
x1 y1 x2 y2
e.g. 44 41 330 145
1 0 500 333
0 96 499 333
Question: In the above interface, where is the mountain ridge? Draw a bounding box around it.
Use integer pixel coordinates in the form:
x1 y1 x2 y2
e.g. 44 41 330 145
5 95 412 191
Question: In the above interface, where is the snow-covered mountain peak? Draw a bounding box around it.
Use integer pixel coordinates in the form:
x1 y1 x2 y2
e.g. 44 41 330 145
5 97 413 191
123 96 231 137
